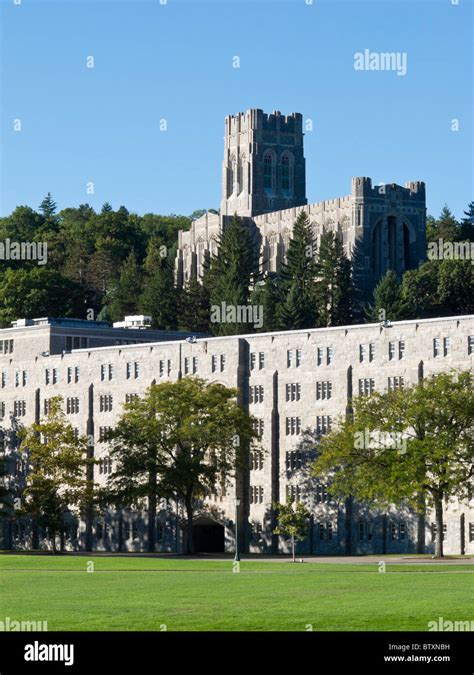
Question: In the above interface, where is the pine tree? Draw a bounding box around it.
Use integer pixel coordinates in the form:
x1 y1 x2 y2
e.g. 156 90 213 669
251 274 280 332
38 192 57 218
370 270 405 322
108 252 142 322
276 210 317 329
178 275 210 333
314 231 352 327
426 205 460 242
207 215 259 335
140 241 177 330
101 202 113 213
460 201 474 241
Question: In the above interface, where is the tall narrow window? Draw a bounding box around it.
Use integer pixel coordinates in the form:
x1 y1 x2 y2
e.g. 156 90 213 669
281 155 290 190
263 152 274 191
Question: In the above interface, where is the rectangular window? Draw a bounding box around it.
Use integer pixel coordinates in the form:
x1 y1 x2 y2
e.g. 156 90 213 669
468 336 474 355
99 395 113 413
388 376 405 391
443 337 451 356
252 419 264 439
249 385 264 404
108 364 114 380
220 354 226 371
211 355 218 373
258 352 265 370
250 353 256 370
286 451 303 471
286 383 301 402
67 367 72 384
369 343 375 362
469 523 474 543
358 378 375 396
399 522 406 540
159 360 165 377
285 417 301 436
126 362 132 379
317 347 323 366
316 415 332 436
359 344 366 363
66 397 80 414
250 450 264 470
388 342 396 361
14 400 26 417
287 350 292 368
1 372 6 388
315 483 329 503
432 523 447 541
327 347 334 365
286 484 301 503
316 381 332 400
398 341 405 360
390 523 397 541
433 338 440 358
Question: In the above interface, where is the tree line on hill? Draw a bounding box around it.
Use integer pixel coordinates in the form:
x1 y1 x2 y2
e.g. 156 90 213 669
0 195 472 331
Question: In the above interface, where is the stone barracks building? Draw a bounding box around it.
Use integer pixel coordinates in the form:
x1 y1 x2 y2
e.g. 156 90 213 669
0 314 473 556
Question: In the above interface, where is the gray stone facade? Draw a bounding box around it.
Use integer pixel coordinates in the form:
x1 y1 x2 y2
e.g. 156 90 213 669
175 109 427 300
1 314 473 556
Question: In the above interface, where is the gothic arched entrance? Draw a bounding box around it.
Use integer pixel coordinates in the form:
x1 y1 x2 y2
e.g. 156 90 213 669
191 516 225 553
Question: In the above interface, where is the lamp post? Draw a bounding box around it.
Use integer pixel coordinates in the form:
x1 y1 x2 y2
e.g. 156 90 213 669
233 497 241 562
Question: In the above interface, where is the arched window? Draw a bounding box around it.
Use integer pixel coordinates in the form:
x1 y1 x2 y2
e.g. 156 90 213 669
281 152 294 194
263 151 275 192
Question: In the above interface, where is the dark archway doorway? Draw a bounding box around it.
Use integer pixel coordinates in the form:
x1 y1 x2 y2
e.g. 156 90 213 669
192 517 225 553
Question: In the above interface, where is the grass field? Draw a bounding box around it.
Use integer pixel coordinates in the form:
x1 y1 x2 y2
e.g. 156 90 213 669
1 555 472 631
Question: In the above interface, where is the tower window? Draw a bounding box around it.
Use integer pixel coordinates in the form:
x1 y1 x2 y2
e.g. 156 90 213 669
281 153 294 193
263 152 274 191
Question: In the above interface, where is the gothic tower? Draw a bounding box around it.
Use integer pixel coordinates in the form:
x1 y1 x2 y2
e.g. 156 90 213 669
220 109 307 218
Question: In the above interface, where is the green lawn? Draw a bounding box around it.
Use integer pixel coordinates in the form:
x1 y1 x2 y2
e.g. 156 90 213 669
1 555 472 631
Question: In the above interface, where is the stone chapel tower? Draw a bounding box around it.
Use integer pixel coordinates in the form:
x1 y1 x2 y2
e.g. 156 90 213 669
219 109 307 218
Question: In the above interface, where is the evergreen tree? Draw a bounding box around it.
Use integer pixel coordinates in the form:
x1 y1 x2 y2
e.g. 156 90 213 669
276 210 317 329
140 241 177 330
38 192 57 218
460 201 474 241
314 231 352 327
207 215 259 335
437 260 474 315
251 274 280 332
370 270 405 322
108 252 142 322
426 205 460 242
178 275 210 333
101 202 113 213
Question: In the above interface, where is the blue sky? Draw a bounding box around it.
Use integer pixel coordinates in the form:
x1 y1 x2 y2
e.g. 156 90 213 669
1 0 472 220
